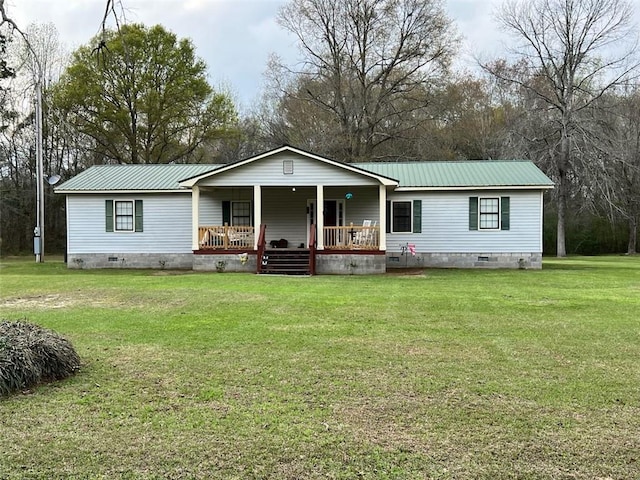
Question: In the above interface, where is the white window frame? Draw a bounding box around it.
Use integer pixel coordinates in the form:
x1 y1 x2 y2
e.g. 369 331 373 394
391 200 412 233
479 197 500 230
114 200 135 232
231 200 252 226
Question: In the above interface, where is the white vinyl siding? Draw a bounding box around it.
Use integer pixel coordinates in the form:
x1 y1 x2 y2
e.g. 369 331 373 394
261 187 309 247
67 194 192 254
199 195 220 226
197 152 380 187
324 186 380 226
198 188 253 226
387 190 543 253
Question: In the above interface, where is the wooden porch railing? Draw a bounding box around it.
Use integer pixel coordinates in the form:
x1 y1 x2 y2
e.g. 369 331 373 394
323 223 380 250
198 225 255 250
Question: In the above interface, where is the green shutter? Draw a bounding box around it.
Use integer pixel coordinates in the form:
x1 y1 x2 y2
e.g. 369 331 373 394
386 201 391 233
413 200 422 233
469 197 478 231
222 201 231 225
501 197 510 231
105 200 114 232
135 200 143 232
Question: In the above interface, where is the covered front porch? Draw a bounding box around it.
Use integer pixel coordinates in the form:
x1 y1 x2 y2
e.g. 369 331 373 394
189 185 387 274
178 146 398 274
196 222 381 251
191 185 387 251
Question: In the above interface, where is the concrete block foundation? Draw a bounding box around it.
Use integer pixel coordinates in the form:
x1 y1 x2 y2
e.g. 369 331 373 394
66 251 542 272
315 253 386 275
386 252 542 269
67 253 194 270
193 253 257 272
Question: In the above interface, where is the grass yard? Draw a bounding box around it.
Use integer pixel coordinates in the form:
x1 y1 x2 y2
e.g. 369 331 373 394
0 256 638 479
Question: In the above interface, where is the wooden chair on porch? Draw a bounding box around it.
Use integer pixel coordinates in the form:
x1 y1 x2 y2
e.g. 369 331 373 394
227 227 253 248
353 220 376 247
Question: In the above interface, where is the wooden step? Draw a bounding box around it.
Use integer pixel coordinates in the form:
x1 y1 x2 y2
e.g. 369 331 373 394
260 248 311 275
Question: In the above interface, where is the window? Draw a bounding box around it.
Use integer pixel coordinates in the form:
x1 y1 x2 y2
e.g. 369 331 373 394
106 199 143 232
231 201 251 226
469 196 510 231
115 201 134 231
479 198 499 230
386 200 422 234
392 201 412 233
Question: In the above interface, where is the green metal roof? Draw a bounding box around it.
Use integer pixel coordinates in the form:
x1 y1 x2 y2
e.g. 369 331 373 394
357 161 554 188
55 164 222 192
56 159 553 192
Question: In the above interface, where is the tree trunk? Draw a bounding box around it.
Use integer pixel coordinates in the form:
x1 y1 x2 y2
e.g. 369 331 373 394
556 133 570 258
629 216 638 255
556 185 567 257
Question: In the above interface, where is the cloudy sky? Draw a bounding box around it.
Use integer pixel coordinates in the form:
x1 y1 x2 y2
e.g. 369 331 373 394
6 0 630 110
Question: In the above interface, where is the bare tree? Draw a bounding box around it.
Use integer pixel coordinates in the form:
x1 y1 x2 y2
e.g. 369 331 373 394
485 0 639 256
588 87 640 254
275 0 458 162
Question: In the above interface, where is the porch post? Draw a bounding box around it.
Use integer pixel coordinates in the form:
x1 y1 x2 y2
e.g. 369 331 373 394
379 184 386 251
316 184 324 250
254 185 262 250
191 185 200 250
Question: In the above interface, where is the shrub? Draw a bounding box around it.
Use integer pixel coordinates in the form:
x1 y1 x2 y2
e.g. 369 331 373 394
0 320 81 396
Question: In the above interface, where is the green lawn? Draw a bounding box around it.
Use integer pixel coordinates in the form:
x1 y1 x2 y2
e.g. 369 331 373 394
0 257 638 479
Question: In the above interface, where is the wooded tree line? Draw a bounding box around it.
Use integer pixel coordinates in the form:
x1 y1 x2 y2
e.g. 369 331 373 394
1 0 638 256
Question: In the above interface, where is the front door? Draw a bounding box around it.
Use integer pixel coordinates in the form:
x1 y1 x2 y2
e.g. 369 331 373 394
307 199 345 246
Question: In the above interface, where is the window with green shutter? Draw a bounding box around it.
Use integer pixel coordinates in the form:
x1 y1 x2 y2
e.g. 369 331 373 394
106 200 143 232
386 200 422 233
470 196 510 231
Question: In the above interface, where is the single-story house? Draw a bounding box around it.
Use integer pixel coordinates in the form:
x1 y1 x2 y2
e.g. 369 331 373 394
55 145 554 274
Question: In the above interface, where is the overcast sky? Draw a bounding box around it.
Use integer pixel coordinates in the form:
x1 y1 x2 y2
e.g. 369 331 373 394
6 0 639 110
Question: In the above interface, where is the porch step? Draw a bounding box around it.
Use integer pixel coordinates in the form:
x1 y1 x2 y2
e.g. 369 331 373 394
260 248 311 275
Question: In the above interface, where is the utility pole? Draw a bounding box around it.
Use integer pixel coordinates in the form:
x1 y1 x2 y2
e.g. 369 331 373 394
34 78 44 262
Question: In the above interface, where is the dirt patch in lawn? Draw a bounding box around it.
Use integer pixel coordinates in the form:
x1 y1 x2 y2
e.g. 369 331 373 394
0 293 110 309
0 291 186 310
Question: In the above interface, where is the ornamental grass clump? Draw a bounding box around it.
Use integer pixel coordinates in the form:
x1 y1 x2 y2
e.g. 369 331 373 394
0 320 81 396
